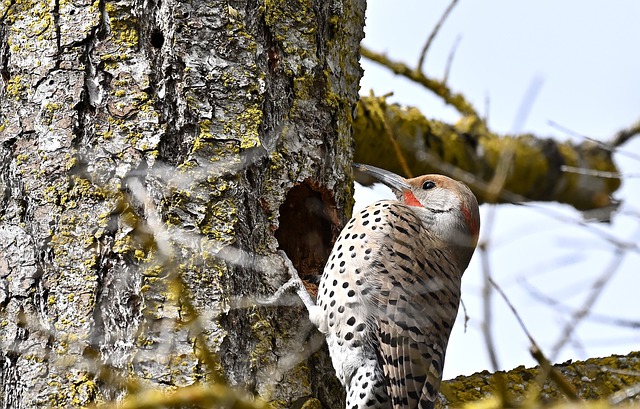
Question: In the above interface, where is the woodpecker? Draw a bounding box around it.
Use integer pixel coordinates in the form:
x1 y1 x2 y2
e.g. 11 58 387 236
274 163 480 409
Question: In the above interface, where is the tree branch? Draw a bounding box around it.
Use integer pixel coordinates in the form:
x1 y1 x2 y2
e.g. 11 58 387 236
361 46 480 117
353 95 621 212
609 117 640 148
439 351 640 408
416 0 460 73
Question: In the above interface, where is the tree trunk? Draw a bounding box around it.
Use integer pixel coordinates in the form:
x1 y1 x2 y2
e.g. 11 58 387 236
0 0 365 407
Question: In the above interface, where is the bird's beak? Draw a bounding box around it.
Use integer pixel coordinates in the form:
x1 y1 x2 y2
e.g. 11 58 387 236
352 163 412 192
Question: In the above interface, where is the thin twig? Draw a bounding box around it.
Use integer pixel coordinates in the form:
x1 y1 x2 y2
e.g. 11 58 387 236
361 46 479 117
549 244 630 361
560 166 622 179
548 120 640 162
511 75 544 134
530 347 580 401
443 35 462 85
479 243 509 405
489 278 580 401
520 278 640 329
479 246 500 372
609 382 640 405
416 0 460 73
367 92 413 177
477 206 511 406
488 278 537 347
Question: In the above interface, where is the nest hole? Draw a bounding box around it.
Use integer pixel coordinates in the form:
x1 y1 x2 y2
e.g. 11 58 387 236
275 181 340 297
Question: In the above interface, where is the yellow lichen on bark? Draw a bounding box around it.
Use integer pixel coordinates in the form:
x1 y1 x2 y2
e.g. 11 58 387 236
439 352 640 409
353 95 620 211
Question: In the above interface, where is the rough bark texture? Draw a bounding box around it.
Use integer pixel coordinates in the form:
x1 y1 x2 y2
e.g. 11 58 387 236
0 0 365 407
438 351 640 408
353 96 621 213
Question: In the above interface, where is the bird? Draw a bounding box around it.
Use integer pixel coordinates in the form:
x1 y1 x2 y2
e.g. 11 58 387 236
274 163 480 409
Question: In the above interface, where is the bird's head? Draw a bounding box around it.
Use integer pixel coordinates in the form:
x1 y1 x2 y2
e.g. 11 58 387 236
354 163 480 254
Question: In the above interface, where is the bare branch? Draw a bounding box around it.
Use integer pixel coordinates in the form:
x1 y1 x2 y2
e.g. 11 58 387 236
520 279 640 329
416 0 460 73
489 278 580 401
443 35 462 85
360 47 480 117
550 244 631 361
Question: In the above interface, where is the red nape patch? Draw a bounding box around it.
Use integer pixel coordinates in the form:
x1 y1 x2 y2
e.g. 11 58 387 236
403 191 422 207
461 205 479 237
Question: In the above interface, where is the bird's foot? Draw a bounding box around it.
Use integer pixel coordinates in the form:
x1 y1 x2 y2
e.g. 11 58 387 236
257 250 316 313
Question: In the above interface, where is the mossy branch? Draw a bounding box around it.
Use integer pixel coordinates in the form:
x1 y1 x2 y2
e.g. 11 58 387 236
353 95 621 213
610 118 640 148
439 351 640 409
360 46 479 117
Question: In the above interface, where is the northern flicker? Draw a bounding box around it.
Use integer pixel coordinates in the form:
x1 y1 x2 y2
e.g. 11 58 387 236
272 163 480 409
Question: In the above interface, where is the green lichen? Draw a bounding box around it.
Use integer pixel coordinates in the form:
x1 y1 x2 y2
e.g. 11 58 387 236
249 309 276 369
226 106 263 150
104 2 139 48
264 0 316 47
69 374 98 405
6 76 25 100
299 397 323 409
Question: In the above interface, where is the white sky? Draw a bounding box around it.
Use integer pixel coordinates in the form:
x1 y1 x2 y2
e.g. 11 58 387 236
357 1 640 378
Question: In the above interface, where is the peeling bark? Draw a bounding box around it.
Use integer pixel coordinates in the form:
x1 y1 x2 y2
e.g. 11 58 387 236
0 0 365 407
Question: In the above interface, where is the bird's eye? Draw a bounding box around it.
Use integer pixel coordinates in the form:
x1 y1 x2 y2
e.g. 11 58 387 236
422 181 436 190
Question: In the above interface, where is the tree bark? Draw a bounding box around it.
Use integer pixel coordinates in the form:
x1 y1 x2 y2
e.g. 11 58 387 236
0 0 365 407
438 351 640 408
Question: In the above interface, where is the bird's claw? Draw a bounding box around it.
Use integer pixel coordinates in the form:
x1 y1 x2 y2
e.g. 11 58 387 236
256 251 316 312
